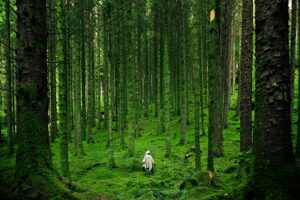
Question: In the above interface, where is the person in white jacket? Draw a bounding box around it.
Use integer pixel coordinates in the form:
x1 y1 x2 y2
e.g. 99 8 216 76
142 150 154 173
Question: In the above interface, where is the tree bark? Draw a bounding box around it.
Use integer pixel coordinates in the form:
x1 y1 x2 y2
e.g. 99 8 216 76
297 0 300 158
59 0 70 178
240 0 253 152
253 0 296 197
49 0 58 143
290 0 296 132
6 0 14 157
208 0 223 171
16 0 51 187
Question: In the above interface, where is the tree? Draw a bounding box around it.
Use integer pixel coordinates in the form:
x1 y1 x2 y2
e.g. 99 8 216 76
179 0 187 145
5 0 13 157
74 0 85 155
59 0 70 178
81 0 87 139
207 0 223 172
253 0 296 198
239 0 253 152
222 0 232 129
48 0 58 143
15 1 80 197
297 0 300 158
290 0 296 130
208 0 223 162
87 0 95 144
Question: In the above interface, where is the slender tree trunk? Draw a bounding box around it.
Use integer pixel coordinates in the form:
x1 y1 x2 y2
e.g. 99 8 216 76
195 32 201 171
49 0 58 143
108 28 116 169
6 0 13 157
290 0 296 131
297 0 300 158
87 1 95 144
208 0 223 172
165 64 171 157
59 0 70 178
179 0 187 145
240 0 253 152
81 0 87 140
222 0 232 129
253 0 296 198
75 52 85 155
103 4 109 131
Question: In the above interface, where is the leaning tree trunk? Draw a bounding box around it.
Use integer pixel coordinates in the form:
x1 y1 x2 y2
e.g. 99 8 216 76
253 0 296 198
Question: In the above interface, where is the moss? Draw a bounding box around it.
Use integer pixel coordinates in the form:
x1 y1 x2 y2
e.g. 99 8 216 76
14 169 82 200
1 76 300 199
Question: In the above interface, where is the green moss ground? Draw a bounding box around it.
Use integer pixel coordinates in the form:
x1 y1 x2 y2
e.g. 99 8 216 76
0 73 299 200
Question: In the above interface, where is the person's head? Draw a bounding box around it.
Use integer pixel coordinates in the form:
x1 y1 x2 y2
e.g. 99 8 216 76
145 150 150 155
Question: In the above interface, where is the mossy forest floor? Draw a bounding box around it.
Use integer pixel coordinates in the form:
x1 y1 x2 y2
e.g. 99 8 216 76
1 79 300 200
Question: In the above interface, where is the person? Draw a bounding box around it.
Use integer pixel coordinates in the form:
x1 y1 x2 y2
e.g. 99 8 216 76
142 150 154 174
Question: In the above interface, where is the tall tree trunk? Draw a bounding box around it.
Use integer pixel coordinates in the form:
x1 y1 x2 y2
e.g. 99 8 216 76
179 0 187 145
15 2 81 197
195 31 201 171
297 0 300 158
165 62 171 157
49 0 58 143
74 16 85 155
208 0 223 172
253 0 296 198
290 0 296 131
222 0 232 129
60 0 70 178
87 0 95 144
103 4 109 131
81 0 87 139
74 50 85 155
16 0 51 188
240 0 253 152
6 0 13 157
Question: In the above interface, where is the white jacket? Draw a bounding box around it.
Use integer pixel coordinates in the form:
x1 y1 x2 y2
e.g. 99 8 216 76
142 154 154 171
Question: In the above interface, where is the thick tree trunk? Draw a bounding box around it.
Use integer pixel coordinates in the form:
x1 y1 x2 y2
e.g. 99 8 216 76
16 0 51 187
240 0 253 152
253 0 296 198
